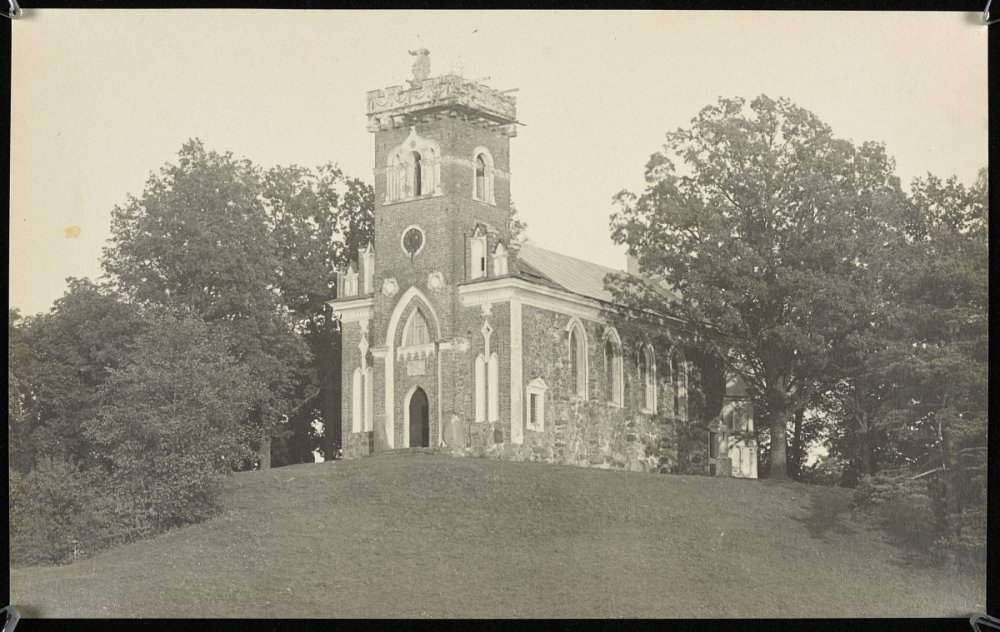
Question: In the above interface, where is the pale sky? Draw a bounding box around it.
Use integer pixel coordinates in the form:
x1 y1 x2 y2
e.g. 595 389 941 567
9 10 988 316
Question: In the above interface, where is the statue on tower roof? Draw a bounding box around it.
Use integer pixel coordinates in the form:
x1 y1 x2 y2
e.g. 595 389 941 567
408 48 431 86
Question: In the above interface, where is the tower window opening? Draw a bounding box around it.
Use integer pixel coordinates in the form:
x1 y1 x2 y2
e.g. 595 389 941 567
471 148 495 203
470 234 487 280
411 151 423 197
475 155 486 200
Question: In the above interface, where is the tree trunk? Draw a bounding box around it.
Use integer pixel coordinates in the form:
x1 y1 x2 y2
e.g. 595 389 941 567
769 412 789 480
789 408 804 480
857 427 873 477
258 434 271 471
940 422 961 539
765 376 790 480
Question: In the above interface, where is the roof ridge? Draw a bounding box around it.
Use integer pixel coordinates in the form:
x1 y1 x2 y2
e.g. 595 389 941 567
519 242 624 274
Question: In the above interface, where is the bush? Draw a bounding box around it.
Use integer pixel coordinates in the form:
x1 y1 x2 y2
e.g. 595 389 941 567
84 315 255 540
12 315 258 566
10 459 108 565
854 470 949 565
937 505 987 575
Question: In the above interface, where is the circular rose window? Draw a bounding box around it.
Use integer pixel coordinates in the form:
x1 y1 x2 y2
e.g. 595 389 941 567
402 226 425 256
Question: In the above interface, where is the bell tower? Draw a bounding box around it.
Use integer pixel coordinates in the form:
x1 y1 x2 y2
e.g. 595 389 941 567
365 61 518 302
339 55 520 451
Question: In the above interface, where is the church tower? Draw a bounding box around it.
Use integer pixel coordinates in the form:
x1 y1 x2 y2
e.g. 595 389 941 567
336 54 519 454
366 67 517 289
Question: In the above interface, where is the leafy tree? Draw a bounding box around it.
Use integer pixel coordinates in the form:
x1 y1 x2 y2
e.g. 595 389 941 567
82 313 255 540
823 170 986 478
508 200 529 245
609 95 907 479
262 163 373 462
8 279 147 473
102 140 374 467
855 171 985 569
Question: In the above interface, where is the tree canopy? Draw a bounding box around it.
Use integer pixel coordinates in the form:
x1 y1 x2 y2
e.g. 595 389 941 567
610 95 908 479
101 139 374 467
10 140 375 563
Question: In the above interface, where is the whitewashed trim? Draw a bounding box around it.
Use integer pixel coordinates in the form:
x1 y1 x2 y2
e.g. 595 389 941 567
327 296 374 324
488 352 499 422
525 377 548 432
509 298 523 445
458 277 603 321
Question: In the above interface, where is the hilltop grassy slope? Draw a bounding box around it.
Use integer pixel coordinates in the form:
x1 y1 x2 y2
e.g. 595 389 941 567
9 454 985 618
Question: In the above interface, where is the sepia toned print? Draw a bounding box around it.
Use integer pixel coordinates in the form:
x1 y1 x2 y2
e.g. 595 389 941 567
8 9 987 618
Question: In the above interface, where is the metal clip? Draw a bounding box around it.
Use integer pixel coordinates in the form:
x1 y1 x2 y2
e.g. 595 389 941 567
4 0 21 19
971 613 1000 632
1 605 19 632
985 0 1000 25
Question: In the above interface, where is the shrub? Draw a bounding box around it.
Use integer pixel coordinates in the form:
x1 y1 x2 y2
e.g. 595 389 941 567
852 469 972 568
937 505 987 575
84 314 255 541
10 459 108 565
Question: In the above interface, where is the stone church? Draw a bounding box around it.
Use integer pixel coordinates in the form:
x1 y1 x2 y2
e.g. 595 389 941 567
329 61 757 479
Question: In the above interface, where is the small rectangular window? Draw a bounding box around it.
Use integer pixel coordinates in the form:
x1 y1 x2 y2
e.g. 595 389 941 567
525 378 547 431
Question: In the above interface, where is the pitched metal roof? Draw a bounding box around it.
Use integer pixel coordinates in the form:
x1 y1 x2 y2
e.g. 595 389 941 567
516 242 680 306
517 243 626 303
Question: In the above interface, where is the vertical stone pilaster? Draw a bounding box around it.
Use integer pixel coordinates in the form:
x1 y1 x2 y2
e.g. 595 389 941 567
510 298 523 444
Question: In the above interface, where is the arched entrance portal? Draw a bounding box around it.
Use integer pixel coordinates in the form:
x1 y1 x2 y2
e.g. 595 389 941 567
407 387 430 448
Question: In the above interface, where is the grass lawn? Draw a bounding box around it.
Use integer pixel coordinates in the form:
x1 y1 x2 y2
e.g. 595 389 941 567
8 453 986 618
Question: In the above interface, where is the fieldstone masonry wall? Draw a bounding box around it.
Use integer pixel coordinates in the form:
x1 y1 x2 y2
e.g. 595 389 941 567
435 303 692 473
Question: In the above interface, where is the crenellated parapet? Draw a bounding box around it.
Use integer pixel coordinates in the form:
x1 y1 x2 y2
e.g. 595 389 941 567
367 74 518 136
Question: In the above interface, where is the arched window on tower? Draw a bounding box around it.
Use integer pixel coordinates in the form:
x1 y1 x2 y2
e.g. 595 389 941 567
567 319 588 399
410 151 423 197
388 153 402 202
639 344 657 414
470 232 487 280
475 155 486 200
387 130 440 203
472 148 495 203
423 147 438 194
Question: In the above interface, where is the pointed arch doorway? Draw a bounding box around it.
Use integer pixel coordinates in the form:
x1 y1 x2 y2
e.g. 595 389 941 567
406 387 430 448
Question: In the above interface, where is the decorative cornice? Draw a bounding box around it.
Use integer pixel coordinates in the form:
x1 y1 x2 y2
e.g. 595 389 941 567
458 276 685 328
327 295 375 324
459 277 602 320
367 74 518 135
